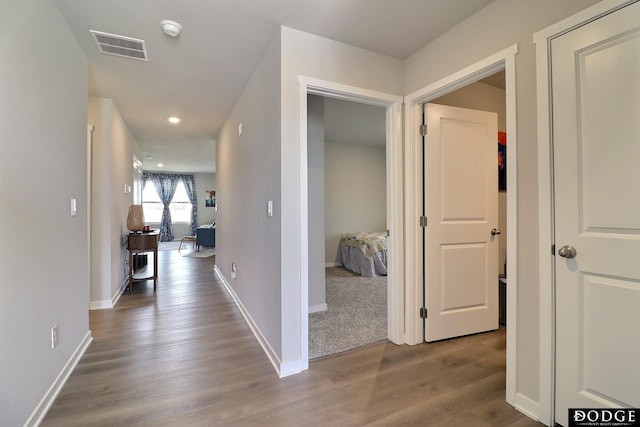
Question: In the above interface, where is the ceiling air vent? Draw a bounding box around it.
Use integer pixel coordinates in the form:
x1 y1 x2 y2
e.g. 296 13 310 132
90 30 148 61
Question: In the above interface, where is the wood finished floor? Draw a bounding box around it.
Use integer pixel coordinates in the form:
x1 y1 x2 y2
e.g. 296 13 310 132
42 250 541 427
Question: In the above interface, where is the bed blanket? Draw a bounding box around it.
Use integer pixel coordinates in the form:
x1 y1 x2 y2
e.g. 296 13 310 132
339 232 387 258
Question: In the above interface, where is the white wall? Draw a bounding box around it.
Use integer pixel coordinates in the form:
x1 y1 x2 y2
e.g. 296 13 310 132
325 142 387 264
88 98 142 308
432 81 507 275
0 0 89 424
403 0 600 405
217 31 283 356
307 95 326 310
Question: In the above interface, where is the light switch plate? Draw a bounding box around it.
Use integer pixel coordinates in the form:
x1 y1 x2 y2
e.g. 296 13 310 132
267 200 273 217
70 198 77 216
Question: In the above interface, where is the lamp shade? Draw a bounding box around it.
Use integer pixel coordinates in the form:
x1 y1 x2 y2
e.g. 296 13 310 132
127 204 145 232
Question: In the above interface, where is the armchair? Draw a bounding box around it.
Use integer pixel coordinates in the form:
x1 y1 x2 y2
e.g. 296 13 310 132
196 224 215 249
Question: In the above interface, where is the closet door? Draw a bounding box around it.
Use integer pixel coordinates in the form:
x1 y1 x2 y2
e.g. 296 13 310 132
551 2 640 425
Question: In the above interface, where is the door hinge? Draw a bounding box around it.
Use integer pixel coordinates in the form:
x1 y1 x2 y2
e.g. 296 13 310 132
419 124 427 136
420 216 428 228
551 244 555 255
386 229 390 237
420 307 428 319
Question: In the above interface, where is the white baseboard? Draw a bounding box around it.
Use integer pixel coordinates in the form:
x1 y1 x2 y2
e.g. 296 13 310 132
24 331 93 427
309 303 327 313
89 281 126 310
89 299 112 310
112 282 125 307
214 266 305 378
514 392 541 423
325 262 340 268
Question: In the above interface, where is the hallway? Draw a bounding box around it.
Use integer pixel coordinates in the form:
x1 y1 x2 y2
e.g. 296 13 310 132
42 250 539 426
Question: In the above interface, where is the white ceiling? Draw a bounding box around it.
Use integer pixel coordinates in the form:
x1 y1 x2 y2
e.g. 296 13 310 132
54 0 494 173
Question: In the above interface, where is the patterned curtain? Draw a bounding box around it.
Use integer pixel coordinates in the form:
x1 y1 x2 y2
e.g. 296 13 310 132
181 175 198 236
145 172 179 241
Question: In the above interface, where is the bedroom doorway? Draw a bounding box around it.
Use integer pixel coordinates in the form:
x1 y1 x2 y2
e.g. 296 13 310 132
307 95 389 359
298 76 404 366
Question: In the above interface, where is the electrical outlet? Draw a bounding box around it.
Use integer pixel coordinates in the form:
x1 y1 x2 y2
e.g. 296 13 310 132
51 324 59 349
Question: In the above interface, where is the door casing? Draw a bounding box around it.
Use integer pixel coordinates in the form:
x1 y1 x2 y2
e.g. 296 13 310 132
534 0 638 424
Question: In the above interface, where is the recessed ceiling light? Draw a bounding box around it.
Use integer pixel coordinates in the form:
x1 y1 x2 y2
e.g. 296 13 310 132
168 116 182 124
157 163 164 168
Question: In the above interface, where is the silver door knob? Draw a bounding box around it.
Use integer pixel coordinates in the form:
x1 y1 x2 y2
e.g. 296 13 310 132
491 228 501 236
558 245 577 258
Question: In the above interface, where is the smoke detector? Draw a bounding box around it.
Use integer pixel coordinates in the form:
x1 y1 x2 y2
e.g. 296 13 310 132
161 20 182 37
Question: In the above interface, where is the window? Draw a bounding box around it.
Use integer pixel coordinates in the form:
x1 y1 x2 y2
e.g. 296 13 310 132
142 181 192 223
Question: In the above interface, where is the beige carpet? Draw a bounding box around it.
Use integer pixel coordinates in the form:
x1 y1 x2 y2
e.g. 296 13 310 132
309 267 387 359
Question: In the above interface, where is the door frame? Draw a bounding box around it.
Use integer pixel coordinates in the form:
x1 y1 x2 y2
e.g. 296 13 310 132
404 44 519 407
534 0 637 424
87 124 94 308
298 76 405 365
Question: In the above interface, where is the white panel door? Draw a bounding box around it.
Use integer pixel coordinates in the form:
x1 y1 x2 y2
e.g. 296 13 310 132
424 103 499 342
552 2 640 425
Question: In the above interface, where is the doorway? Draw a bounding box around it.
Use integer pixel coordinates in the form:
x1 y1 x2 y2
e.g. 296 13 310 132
424 70 508 341
298 76 404 366
404 44 519 406
307 95 389 358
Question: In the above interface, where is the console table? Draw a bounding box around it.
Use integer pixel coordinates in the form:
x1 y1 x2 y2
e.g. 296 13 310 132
127 231 159 291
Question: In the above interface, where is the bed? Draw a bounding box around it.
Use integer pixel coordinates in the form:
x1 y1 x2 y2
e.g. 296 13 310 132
337 232 387 277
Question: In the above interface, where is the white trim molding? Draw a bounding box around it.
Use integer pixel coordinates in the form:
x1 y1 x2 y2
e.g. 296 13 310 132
533 1 637 425
403 44 519 407
298 76 405 361
24 331 93 427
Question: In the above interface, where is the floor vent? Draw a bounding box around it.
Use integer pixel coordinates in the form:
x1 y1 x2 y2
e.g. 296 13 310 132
90 30 148 61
